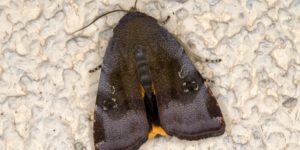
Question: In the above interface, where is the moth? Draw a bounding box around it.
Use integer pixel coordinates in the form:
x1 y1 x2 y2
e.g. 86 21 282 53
83 0 225 149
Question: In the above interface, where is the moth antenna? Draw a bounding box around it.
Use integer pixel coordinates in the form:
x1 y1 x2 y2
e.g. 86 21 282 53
134 0 138 9
73 9 129 33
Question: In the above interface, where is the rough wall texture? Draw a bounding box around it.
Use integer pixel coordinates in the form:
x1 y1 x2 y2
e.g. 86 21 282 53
0 0 300 150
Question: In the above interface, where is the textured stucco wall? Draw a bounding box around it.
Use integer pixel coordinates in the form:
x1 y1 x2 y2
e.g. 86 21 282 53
0 0 300 150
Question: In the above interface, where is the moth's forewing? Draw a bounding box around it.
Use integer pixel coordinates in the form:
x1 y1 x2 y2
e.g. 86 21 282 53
94 39 149 149
150 25 225 140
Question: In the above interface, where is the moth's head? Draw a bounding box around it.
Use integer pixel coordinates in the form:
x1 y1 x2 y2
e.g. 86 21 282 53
129 0 139 12
129 7 137 12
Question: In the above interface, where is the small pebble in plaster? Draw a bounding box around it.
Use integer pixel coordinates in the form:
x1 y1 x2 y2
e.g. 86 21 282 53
231 124 250 144
187 40 196 49
282 97 297 109
208 0 221 6
266 132 286 150
285 144 300 150
74 142 86 150
260 95 278 114
168 0 188 3
176 8 188 20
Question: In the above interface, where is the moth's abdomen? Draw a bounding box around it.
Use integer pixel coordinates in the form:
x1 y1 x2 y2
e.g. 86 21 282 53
135 47 152 96
134 47 160 126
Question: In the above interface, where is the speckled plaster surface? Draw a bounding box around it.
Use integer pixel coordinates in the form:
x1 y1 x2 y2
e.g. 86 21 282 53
0 0 300 150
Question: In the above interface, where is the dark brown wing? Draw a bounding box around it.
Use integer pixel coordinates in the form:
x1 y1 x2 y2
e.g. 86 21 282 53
150 22 225 140
93 38 149 150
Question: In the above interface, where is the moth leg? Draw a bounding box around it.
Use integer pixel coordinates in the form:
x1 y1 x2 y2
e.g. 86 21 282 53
191 56 222 64
175 37 222 63
89 64 102 73
204 58 222 63
159 16 170 25
204 78 214 83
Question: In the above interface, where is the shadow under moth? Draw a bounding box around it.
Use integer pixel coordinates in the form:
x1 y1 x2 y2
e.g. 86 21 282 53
81 0 225 149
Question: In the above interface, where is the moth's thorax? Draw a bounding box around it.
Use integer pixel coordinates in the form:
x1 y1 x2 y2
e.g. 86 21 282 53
113 12 160 49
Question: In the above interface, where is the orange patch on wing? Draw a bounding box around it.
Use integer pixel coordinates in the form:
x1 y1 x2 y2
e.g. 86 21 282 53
148 124 168 139
152 83 156 95
140 84 145 98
